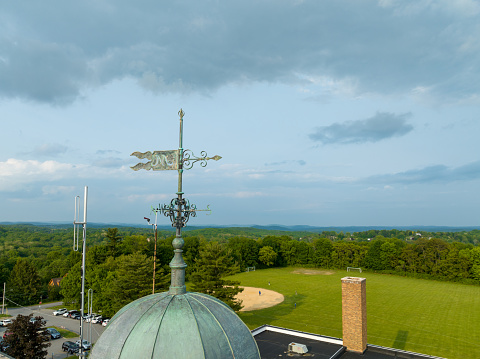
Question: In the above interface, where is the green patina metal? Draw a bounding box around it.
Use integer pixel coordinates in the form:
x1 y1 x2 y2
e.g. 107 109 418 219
130 150 179 171
91 292 260 358
90 110 260 358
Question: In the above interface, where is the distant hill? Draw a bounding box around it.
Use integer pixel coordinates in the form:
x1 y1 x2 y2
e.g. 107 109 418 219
1 221 479 233
250 224 480 233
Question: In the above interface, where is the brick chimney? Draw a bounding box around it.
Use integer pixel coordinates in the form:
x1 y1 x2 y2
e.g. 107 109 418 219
341 277 367 353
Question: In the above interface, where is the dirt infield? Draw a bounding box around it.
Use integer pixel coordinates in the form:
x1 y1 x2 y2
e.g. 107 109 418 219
236 286 284 312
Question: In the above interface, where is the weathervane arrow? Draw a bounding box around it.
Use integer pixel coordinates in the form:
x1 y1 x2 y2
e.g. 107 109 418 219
130 110 221 173
131 150 179 171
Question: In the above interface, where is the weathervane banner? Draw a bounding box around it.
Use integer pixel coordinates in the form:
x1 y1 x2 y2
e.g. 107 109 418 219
131 150 179 171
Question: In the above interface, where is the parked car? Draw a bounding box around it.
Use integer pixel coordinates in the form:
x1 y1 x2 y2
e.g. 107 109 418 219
84 313 99 322
53 308 68 316
2 332 13 339
46 327 61 340
91 315 103 324
0 338 10 352
102 318 110 327
62 341 79 354
63 310 78 318
67 311 80 318
71 312 81 320
75 339 92 350
0 319 12 327
29 317 40 324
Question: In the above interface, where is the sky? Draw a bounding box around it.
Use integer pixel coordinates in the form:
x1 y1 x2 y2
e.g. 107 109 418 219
1 0 480 227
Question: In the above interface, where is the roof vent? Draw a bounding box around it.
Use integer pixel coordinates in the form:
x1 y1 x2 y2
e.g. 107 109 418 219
288 342 308 354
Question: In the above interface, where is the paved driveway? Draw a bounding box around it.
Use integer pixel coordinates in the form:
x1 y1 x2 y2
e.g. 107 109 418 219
1 303 106 358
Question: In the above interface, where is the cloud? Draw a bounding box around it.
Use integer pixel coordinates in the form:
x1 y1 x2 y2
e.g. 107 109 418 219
96 149 121 155
226 191 266 199
41 185 75 196
91 157 125 168
368 160 480 185
35 143 68 157
126 193 170 203
309 112 413 144
0 158 76 191
265 160 306 166
1 1 480 104
0 158 131 191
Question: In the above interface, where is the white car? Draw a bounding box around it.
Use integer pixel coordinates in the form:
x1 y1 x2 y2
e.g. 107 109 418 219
75 339 92 350
53 308 68 316
85 313 97 323
91 316 103 324
102 319 110 327
0 319 12 327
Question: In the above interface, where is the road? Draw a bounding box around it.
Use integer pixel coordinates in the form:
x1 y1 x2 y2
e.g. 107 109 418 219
1 302 106 358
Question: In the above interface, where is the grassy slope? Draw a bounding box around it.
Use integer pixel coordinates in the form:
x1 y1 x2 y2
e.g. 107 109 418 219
227 267 480 359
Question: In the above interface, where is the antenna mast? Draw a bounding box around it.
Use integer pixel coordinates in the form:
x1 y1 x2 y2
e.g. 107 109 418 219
73 186 88 357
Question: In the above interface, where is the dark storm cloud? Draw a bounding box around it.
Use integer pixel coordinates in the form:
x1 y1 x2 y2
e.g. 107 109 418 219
1 1 480 104
309 112 413 144
368 160 480 185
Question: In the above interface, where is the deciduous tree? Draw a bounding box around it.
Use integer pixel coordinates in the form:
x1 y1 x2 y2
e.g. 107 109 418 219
3 313 50 359
258 246 277 267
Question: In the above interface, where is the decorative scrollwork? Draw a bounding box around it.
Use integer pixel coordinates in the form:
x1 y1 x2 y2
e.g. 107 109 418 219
183 149 222 170
158 197 198 229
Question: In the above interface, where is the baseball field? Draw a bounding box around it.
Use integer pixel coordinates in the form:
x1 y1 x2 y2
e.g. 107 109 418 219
228 267 480 359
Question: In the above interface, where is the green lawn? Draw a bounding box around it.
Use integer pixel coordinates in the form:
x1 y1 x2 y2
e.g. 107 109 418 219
227 267 480 359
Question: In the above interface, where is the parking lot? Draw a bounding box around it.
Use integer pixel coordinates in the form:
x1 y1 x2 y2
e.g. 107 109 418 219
1 302 106 358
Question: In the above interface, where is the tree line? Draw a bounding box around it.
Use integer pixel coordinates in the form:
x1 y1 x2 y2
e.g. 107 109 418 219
2 224 480 317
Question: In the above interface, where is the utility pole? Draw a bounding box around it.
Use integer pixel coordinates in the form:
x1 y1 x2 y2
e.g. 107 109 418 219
2 282 5 315
145 212 159 294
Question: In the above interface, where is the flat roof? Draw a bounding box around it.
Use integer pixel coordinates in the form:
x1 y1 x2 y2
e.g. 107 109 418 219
252 325 445 359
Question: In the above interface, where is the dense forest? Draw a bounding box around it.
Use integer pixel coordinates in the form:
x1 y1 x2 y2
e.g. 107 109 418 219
1 224 480 316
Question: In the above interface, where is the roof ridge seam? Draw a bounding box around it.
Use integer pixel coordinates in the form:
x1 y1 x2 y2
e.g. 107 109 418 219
151 294 175 359
188 293 235 359
184 295 207 359
117 294 169 358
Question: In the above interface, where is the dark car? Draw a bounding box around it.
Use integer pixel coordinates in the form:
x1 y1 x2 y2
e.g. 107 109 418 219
71 312 81 320
62 341 79 354
0 338 10 352
46 327 61 339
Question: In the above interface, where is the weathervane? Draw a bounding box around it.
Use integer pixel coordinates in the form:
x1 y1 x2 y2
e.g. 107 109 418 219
131 109 221 295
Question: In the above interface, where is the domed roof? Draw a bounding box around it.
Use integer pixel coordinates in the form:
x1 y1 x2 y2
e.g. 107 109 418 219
90 291 260 359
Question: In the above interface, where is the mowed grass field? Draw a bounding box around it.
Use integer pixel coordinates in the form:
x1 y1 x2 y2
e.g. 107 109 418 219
227 267 480 359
